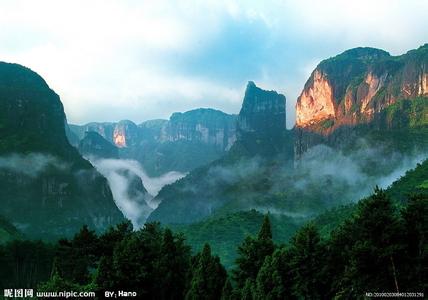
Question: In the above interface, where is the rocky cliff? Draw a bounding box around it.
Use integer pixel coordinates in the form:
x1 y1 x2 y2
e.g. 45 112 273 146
147 82 294 224
69 109 237 175
78 131 119 159
69 120 141 149
296 45 427 131
0 62 124 239
161 108 236 151
238 81 286 133
295 45 428 157
233 81 292 157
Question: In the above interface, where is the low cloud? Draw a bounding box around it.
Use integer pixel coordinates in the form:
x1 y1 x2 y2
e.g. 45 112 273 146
293 143 426 202
89 157 185 227
0 153 68 177
182 141 427 218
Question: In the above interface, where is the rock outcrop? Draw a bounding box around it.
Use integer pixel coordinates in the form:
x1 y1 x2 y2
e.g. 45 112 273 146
296 45 427 131
294 45 428 157
233 81 292 157
161 108 236 151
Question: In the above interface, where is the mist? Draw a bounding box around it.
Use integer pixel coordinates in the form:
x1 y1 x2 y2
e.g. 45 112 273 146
184 141 427 218
89 157 185 227
293 143 426 201
0 153 68 177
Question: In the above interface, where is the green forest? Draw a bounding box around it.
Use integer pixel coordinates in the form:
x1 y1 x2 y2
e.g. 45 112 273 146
0 188 425 299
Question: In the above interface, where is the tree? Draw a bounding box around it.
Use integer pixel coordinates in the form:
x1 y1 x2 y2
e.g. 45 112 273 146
233 215 275 289
289 223 325 299
328 188 404 297
221 278 234 300
55 225 100 285
186 244 227 300
400 194 427 290
241 279 255 300
255 248 293 300
112 222 163 297
155 228 191 299
98 221 133 256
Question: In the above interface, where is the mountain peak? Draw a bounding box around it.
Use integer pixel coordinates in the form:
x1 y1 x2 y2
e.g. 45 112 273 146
296 44 428 130
235 83 289 156
337 47 390 60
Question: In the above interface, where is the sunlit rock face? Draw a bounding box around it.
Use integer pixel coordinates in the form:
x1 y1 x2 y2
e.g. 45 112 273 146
295 45 428 134
294 45 428 159
113 128 127 148
296 70 335 127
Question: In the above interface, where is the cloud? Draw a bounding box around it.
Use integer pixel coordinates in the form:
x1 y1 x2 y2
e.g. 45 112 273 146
180 141 426 217
291 143 426 203
0 0 426 127
0 153 68 177
89 158 185 226
90 158 153 228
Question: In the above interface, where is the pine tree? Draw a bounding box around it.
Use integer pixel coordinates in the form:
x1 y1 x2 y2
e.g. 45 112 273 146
156 228 190 300
221 278 234 300
186 244 227 300
241 279 255 300
289 223 325 299
95 256 116 291
55 225 100 285
328 188 404 297
400 194 427 290
233 215 275 289
255 248 292 300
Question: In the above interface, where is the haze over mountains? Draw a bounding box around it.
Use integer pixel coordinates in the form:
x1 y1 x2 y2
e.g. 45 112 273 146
0 44 426 241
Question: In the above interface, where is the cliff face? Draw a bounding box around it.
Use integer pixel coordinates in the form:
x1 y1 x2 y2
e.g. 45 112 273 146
238 81 286 133
295 45 428 157
69 109 237 175
161 108 236 151
148 82 293 224
78 131 119 159
233 81 292 157
0 62 124 240
296 45 427 131
69 120 141 149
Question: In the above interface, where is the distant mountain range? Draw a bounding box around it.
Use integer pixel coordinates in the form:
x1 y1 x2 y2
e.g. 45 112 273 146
68 108 237 176
0 44 426 240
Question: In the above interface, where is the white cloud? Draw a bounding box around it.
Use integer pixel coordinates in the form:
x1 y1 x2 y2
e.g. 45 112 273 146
0 0 426 126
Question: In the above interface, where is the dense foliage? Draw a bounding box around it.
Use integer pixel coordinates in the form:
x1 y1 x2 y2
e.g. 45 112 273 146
0 189 425 299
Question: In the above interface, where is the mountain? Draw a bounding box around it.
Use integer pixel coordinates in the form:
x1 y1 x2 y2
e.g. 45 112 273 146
387 158 428 201
78 131 119 159
170 156 428 269
235 81 292 157
148 45 428 226
295 45 428 157
68 108 237 176
147 82 293 224
170 210 302 268
0 62 124 239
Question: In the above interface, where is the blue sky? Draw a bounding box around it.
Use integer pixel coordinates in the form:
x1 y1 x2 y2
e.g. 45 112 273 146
0 0 427 127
